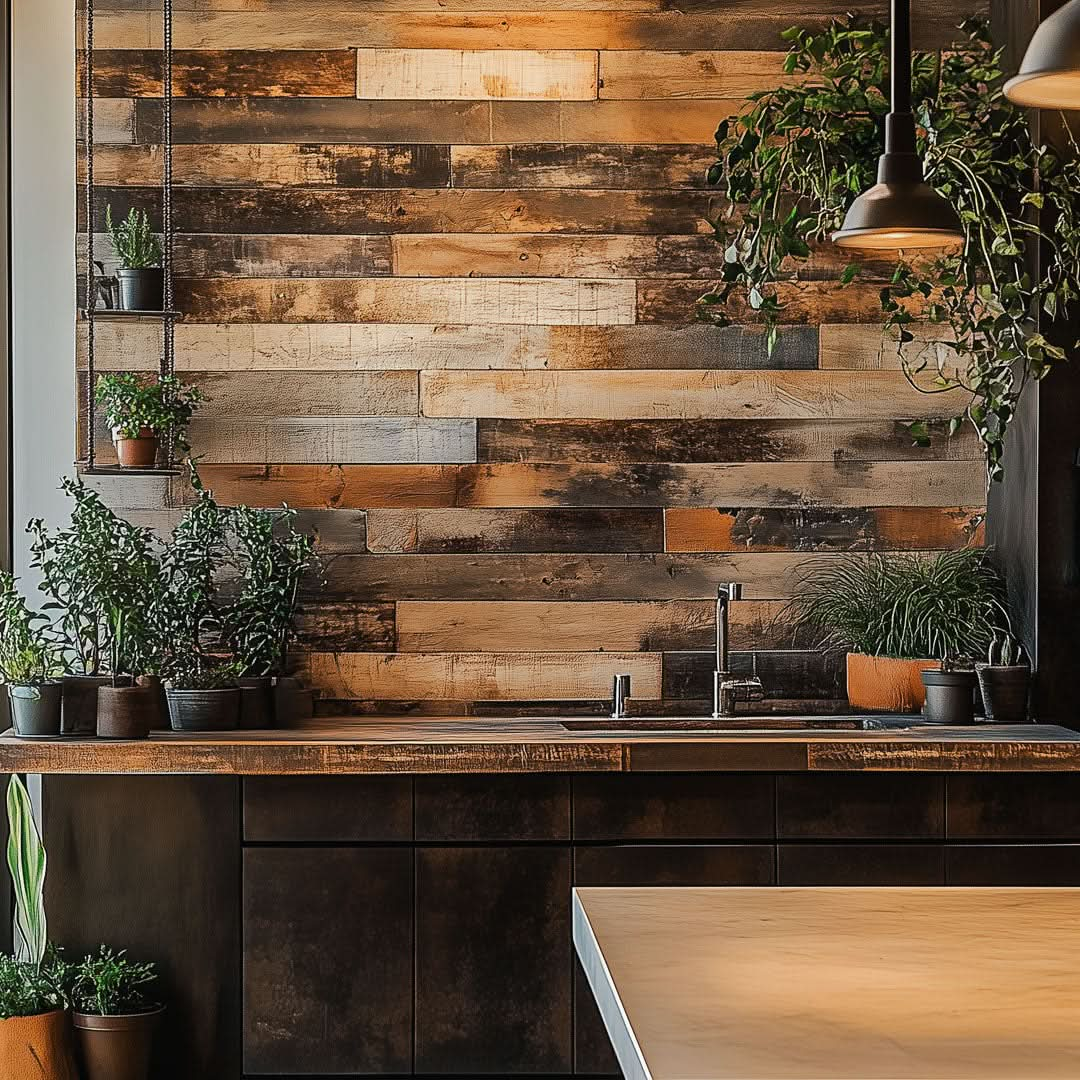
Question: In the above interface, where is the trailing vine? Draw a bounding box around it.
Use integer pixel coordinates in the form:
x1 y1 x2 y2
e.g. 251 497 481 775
702 16 1080 482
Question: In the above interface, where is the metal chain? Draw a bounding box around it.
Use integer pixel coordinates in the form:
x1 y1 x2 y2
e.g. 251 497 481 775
84 0 96 467
161 0 176 464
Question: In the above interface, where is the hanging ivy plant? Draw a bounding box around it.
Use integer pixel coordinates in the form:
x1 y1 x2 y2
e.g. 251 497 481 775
702 16 1080 482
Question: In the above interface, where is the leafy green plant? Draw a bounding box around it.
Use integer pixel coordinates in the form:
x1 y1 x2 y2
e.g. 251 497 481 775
0 573 64 686
787 549 1009 661
7 776 47 968
0 956 68 1020
703 16 1080 482
94 373 202 453
105 205 162 270
70 947 157 1016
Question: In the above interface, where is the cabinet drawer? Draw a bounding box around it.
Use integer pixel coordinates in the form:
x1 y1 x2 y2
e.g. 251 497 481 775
415 774 570 841
243 777 412 842
947 775 1080 839
778 844 945 885
947 845 1080 885
574 773 773 841
575 844 774 887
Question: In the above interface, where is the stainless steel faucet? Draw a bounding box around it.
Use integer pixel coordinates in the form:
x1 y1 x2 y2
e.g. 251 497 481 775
713 583 765 717
611 673 632 720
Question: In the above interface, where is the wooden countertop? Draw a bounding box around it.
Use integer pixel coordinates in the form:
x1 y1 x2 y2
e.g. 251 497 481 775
573 886 1080 1079
1 719 1079 774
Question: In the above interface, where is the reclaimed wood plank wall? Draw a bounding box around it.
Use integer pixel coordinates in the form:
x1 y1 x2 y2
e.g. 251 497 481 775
77 0 987 715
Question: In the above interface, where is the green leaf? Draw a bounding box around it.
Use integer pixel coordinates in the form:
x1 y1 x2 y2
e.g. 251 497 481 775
7 777 47 967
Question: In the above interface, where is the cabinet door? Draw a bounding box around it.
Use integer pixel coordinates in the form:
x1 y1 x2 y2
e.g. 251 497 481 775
415 846 572 1075
777 844 946 886
243 848 412 1075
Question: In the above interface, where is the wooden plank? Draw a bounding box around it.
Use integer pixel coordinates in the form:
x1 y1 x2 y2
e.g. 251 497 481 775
191 462 985 510
184 418 477 464
94 185 716 235
80 323 817 373
82 48 356 96
81 98 136 144
599 50 789 99
176 278 637 325
420 370 970 421
174 235 394 277
357 48 598 101
450 144 712 189
663 648 845 700
294 602 397 652
391 234 720 279
820 322 961 370
97 0 669 10
664 507 986 553
292 652 662 701
310 552 915 603
95 9 980 51
80 471 175 510
394 599 790 652
365 509 664 554
84 144 452 187
476 419 979 464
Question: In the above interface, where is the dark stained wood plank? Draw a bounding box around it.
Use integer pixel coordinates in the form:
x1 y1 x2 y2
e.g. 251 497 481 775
664 506 986 552
662 649 846 700
82 48 357 96
175 235 394 277
947 774 1080 839
365 508 665 554
243 848 412 1073
294 601 397 651
946 846 1080 887
415 775 570 840
777 844 946 885
573 844 775 885
477 419 979 464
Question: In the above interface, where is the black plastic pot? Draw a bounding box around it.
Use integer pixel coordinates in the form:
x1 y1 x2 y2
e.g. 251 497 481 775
274 676 314 728
921 668 976 725
135 675 170 730
166 688 240 732
62 674 115 735
116 267 164 312
10 683 64 737
238 677 275 729
976 664 1030 723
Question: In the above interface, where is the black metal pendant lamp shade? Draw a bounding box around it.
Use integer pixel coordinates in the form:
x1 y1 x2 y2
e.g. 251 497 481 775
832 0 964 250
1005 0 1080 109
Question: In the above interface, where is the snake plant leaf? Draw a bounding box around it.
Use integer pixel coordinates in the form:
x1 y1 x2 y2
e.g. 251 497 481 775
6 775 47 967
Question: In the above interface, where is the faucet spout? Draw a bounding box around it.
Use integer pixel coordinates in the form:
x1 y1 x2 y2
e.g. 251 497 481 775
713 582 763 718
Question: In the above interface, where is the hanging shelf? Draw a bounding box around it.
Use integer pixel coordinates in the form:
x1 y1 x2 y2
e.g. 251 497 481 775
79 310 184 321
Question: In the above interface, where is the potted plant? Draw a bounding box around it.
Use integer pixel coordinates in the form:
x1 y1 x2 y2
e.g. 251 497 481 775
921 657 978 725
105 205 164 312
976 631 1031 723
0 573 65 738
94 373 202 469
224 504 318 728
164 660 242 731
0 777 78 1078
788 549 1008 713
71 947 162 1080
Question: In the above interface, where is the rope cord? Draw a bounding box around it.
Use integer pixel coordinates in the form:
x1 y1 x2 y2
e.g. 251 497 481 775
83 0 96 466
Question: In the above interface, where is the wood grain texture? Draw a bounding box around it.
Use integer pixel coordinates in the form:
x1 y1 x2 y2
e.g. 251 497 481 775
421 370 971 421
357 48 599 101
599 50 789 99
295 602 397 651
190 462 985 511
819 322 962 370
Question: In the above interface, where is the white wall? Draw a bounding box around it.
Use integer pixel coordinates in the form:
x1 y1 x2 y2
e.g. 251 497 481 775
11 0 77 578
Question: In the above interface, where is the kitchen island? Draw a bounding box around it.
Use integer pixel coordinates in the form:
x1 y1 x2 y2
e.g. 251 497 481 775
4 719 1080 1078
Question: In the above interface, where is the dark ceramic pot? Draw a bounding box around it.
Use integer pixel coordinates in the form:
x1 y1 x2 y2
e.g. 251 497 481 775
238 677 275 729
921 669 976 725
74 1006 164 1080
976 664 1031 724
97 685 154 739
274 676 314 727
135 675 170 730
9 683 63 737
166 688 240 732
62 674 115 735
116 267 164 312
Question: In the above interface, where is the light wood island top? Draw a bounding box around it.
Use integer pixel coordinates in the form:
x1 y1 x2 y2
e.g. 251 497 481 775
0 719 1079 773
573 886 1080 1080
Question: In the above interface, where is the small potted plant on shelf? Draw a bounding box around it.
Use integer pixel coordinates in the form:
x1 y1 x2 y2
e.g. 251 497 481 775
71 947 162 1080
0 776 78 1078
976 631 1031 723
920 656 978 725
105 205 164 312
0 572 66 738
94 373 202 469
788 549 1009 713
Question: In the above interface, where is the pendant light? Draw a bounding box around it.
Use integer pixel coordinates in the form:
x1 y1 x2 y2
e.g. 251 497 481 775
1005 0 1080 109
832 0 964 250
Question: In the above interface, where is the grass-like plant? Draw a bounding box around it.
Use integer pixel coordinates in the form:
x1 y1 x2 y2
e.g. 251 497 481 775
105 205 162 270
7 776 48 968
71 946 157 1016
787 549 1009 661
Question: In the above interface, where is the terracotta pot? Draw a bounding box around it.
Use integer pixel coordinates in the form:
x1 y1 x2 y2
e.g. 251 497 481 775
97 684 154 739
74 1006 163 1080
114 429 159 469
846 653 940 713
0 1009 78 1080
9 683 63 737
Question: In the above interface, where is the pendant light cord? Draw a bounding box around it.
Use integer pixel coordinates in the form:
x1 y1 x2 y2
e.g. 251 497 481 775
885 0 918 160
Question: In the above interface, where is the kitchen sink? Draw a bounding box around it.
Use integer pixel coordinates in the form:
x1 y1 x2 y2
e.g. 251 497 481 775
559 715 928 733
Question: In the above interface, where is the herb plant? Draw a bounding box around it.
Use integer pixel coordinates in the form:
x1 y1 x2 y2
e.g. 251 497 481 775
94 372 202 453
787 549 1009 661
0 957 67 1020
105 205 162 270
70 947 157 1016
0 573 63 686
703 17 1080 482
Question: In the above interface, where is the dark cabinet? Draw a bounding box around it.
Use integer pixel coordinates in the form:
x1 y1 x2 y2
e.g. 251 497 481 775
243 847 413 1075
777 844 946 886
947 774 1080 840
415 846 573 1075
415 774 570 841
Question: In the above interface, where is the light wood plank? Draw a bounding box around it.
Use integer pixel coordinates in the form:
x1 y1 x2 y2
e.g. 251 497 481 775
177 278 637 325
80 99 136 144
192 371 419 418
293 651 663 701
395 599 788 652
97 0 668 10
357 48 598 101
190 462 985 510
420 370 969 421
599 50 790 99
820 322 961 371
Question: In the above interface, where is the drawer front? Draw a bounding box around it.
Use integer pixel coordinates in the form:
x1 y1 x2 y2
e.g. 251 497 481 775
947 775 1080 839
415 774 570 841
947 845 1080 886
777 844 946 886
